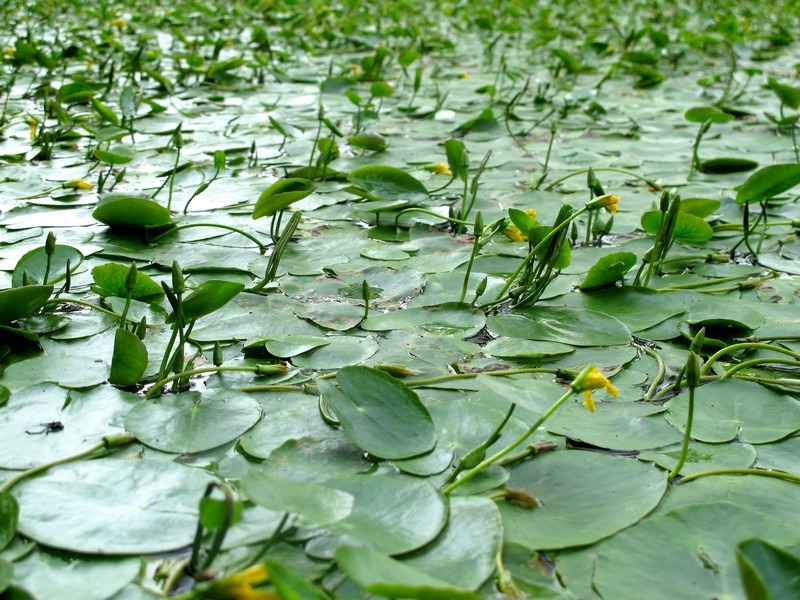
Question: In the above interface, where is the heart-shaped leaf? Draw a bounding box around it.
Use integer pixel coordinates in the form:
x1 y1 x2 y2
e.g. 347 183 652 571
253 178 315 219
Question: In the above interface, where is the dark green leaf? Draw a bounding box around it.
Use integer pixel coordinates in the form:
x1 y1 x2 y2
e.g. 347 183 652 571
699 157 759 174
253 179 316 219
347 166 429 203
580 252 637 290
684 106 735 123
93 195 172 229
91 263 164 301
735 164 800 204
0 286 53 325
108 329 148 386
169 280 244 323
325 366 436 460
12 245 83 287
737 538 800 600
0 492 19 551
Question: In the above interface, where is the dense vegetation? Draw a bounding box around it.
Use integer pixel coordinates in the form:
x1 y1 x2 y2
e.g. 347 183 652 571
1 0 800 598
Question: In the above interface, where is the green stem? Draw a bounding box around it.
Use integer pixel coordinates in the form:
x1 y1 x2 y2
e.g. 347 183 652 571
701 342 800 375
641 344 666 402
41 298 122 320
458 226 482 304
488 206 587 306
667 385 694 480
238 384 305 393
149 223 267 254
393 207 474 228
0 435 133 493
407 367 559 388
677 468 800 485
544 167 662 191
146 365 261 398
442 388 575 495
718 357 800 380
166 145 181 212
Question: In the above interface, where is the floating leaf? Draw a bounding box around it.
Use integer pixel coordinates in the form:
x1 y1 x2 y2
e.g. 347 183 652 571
699 157 759 174
12 245 83 287
0 286 53 325
488 306 631 346
57 82 96 104
640 210 713 242
336 545 481 600
736 164 800 205
324 366 436 460
0 492 18 551
239 472 354 526
684 106 735 123
15 458 218 554
348 131 388 152
737 538 800 600
500 451 666 550
91 263 164 301
253 178 315 219
580 251 637 290
765 77 800 110
362 302 485 338
170 280 245 323
108 329 148 386
92 195 172 229
93 145 137 166
125 390 261 453
347 166 429 203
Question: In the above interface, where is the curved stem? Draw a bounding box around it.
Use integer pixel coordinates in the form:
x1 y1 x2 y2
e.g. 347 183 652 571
544 167 662 191
718 357 800 380
668 386 694 480
677 468 800 485
42 298 121 320
392 207 474 228
146 365 261 398
149 223 267 254
701 342 800 375
407 367 559 388
641 345 666 402
443 388 575 495
0 440 108 493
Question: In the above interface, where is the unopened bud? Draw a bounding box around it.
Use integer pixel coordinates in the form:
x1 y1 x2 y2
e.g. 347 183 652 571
45 232 56 255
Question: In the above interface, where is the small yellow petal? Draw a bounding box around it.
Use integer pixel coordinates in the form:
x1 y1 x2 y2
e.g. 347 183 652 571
502 225 528 242
112 17 126 28
225 564 269 586
425 163 452 176
525 208 538 220
582 391 596 413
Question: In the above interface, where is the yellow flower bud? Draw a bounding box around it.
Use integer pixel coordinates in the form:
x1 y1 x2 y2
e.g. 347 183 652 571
112 17 126 29
425 163 452 176
586 194 619 213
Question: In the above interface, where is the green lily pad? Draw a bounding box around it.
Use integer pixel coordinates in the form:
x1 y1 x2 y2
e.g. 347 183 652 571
579 252 637 290
559 286 685 332
488 306 631 346
483 338 574 360
12 245 83 287
291 336 379 369
664 380 800 444
323 366 436 460
336 545 481 600
736 539 800 600
10 552 139 600
0 286 53 325
0 355 108 392
546 401 683 451
294 302 364 331
91 264 164 301
323 474 448 555
92 195 172 229
499 451 666 550
263 335 330 357
347 166 429 203
640 211 713 242
108 329 148 387
15 458 218 554
124 389 262 453
239 472 354 526
0 384 134 469
592 502 800 600
362 302 485 337
253 178 315 219
699 157 759 174
638 440 757 476
736 164 800 205
401 496 501 591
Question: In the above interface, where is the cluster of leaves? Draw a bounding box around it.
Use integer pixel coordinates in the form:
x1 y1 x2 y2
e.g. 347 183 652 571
1 0 800 598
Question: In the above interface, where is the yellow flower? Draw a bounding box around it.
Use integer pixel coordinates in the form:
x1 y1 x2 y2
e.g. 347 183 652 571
458 72 470 80
586 194 619 213
64 179 93 190
201 564 278 600
502 209 538 242
571 366 618 412
4 47 15 58
112 17 126 29
425 163 452 176
28 119 38 140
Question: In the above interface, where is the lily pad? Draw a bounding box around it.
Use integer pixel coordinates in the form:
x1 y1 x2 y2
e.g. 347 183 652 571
664 379 800 444
499 451 666 550
362 302 485 338
92 195 172 229
322 366 436 460
124 389 262 453
488 306 631 346
15 458 218 554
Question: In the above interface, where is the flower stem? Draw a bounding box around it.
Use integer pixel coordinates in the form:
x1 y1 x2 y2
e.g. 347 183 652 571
677 468 800 485
667 385 694 480
442 388 575 495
